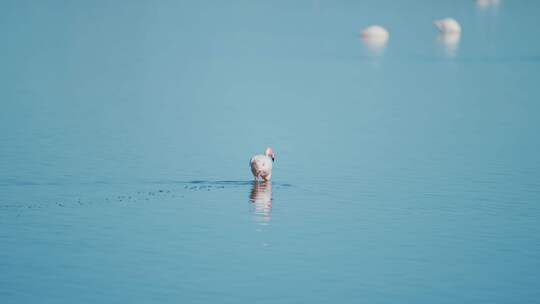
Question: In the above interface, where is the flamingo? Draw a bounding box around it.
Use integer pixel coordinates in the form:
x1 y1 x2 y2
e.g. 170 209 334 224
434 18 462 34
361 25 389 42
250 148 275 181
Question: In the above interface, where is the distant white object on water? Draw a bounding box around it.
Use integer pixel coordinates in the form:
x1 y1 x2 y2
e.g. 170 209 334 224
361 25 389 42
435 19 461 58
438 32 461 58
434 18 462 34
361 25 389 56
439 32 461 47
476 0 500 9
250 147 275 181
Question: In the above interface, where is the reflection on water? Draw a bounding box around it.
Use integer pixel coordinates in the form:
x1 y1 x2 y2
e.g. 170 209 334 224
249 181 272 225
437 32 461 58
361 36 388 57
477 0 501 9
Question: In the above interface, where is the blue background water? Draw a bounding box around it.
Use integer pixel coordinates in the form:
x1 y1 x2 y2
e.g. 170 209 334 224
1 1 539 303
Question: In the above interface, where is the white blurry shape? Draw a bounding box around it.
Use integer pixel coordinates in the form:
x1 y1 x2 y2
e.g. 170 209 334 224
361 25 389 41
434 18 462 34
362 36 388 56
438 32 461 58
361 25 389 56
476 0 500 9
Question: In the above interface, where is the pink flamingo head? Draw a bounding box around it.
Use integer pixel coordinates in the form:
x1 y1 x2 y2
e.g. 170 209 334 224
265 147 275 162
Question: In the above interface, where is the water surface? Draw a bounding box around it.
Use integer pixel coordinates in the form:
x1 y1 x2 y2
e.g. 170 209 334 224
1 1 540 303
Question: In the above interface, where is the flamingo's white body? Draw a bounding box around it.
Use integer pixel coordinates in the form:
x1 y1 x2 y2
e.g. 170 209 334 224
434 18 462 34
361 25 389 42
250 148 275 181
361 25 389 56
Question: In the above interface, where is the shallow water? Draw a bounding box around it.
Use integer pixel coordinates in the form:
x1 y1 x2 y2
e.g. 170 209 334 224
1 1 540 303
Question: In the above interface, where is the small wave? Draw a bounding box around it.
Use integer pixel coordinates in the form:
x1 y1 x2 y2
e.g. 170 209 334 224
148 180 293 188
187 180 293 188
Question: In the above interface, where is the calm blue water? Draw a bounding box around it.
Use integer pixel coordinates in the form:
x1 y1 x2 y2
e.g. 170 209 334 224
1 1 540 303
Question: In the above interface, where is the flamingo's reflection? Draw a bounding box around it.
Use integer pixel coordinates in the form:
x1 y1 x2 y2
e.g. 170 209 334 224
361 35 388 57
476 0 500 9
249 181 272 225
437 32 461 58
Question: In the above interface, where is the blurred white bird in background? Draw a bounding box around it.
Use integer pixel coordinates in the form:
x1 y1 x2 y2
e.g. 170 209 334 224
361 25 389 42
476 0 501 9
250 148 275 181
434 18 462 58
434 18 462 34
361 25 389 56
